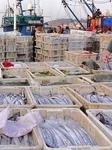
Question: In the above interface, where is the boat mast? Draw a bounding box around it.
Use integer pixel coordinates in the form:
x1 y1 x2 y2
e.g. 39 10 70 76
14 0 17 31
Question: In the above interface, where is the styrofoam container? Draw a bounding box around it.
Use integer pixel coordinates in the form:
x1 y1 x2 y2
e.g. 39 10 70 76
32 108 112 150
0 108 42 150
28 86 82 108
86 109 112 141
66 84 112 109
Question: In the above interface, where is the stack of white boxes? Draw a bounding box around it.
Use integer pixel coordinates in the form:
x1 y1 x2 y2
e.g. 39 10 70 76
0 38 5 62
35 33 68 62
16 36 33 62
69 30 100 53
5 37 17 62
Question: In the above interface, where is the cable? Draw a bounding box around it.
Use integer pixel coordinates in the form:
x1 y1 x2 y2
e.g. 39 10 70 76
57 2 63 19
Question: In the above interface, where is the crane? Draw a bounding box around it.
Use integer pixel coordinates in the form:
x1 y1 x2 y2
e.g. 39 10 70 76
62 0 86 30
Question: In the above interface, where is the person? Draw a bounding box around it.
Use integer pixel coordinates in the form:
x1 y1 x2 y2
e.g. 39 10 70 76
102 39 112 63
87 15 91 28
55 25 64 34
94 9 102 17
63 26 70 34
106 28 112 35
31 24 43 62
91 16 96 31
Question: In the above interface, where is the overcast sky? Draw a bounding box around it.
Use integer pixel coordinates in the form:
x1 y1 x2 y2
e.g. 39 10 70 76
0 0 112 23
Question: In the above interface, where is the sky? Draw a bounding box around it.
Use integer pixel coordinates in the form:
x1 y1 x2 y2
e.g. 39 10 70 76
0 0 112 23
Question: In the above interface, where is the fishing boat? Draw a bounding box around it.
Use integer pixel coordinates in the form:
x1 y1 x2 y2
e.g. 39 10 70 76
62 0 112 32
1 0 44 35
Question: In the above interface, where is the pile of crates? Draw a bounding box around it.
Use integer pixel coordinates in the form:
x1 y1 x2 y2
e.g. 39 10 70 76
65 51 98 65
16 36 33 62
35 33 68 62
5 37 17 62
98 34 112 55
69 30 100 53
0 38 5 62
0 35 33 62
0 36 17 62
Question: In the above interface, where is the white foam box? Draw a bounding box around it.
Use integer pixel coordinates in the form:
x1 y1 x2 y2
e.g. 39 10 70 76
0 108 42 150
86 109 112 142
66 84 112 109
32 108 112 150
28 86 82 108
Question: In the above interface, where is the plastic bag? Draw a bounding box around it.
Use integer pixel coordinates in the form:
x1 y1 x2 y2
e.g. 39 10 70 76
0 107 42 137
0 106 10 132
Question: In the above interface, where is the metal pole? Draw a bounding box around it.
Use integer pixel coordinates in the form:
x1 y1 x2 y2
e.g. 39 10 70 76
92 0 94 16
14 0 17 31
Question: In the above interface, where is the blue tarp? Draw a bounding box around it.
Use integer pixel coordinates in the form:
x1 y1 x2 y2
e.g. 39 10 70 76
103 18 112 26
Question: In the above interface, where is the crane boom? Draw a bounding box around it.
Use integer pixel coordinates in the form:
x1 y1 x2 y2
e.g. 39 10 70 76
62 0 86 30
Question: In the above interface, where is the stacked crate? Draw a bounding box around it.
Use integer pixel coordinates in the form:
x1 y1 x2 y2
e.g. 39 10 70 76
99 34 112 55
65 50 98 66
35 33 47 62
35 33 68 62
69 30 100 54
0 38 5 62
68 35 86 52
16 36 33 62
5 37 17 62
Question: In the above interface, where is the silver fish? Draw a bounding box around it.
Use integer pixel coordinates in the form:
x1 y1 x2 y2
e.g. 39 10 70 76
104 60 111 70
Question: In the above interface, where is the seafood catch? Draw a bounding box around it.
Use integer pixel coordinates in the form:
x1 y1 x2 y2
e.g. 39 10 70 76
33 93 73 105
104 60 111 70
96 112 112 130
40 117 97 148
0 93 27 105
82 92 112 103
